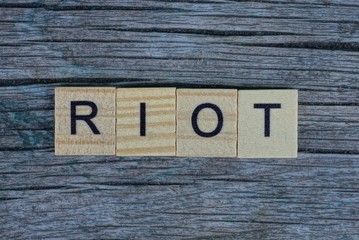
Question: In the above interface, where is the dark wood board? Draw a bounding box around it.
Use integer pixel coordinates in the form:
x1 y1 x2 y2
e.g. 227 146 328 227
0 0 358 239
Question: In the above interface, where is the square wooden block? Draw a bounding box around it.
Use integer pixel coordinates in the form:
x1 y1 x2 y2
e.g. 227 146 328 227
116 88 176 156
55 87 116 155
176 89 237 157
237 90 298 158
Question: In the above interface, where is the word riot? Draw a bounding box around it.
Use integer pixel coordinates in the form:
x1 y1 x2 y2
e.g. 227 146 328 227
55 88 297 158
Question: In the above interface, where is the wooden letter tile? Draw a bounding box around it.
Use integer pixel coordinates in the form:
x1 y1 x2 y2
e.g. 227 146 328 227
116 88 176 156
176 89 237 157
237 90 298 158
55 87 116 155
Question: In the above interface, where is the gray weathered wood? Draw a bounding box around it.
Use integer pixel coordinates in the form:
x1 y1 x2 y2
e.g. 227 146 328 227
0 0 358 239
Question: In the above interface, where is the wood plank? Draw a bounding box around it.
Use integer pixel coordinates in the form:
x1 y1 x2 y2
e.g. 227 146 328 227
0 85 357 153
0 0 358 238
1 150 359 239
0 1 358 86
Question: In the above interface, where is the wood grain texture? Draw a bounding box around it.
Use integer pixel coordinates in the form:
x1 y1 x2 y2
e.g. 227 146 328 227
116 88 176 156
177 89 238 157
0 0 358 239
55 87 116 155
238 90 298 158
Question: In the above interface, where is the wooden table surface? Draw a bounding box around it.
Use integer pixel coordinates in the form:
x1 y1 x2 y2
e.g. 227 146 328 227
0 1 358 239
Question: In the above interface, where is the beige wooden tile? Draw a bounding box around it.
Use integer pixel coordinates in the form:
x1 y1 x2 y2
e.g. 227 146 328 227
116 88 176 156
55 87 116 155
176 89 237 157
237 90 298 158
